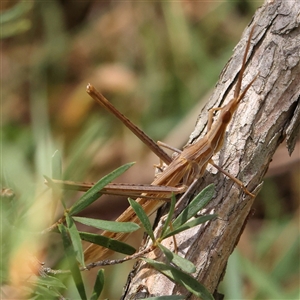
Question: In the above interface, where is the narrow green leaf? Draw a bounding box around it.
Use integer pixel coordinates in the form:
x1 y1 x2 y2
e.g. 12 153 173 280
157 243 196 273
32 284 60 297
0 1 34 24
51 150 62 180
80 232 136 256
128 198 155 241
73 216 140 233
163 215 217 239
160 194 176 238
172 184 215 230
69 162 135 216
58 224 87 300
143 258 213 300
90 269 105 300
29 275 67 289
66 214 85 267
44 174 67 209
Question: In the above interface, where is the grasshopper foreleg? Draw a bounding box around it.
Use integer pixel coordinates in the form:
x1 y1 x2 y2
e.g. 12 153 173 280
207 107 223 131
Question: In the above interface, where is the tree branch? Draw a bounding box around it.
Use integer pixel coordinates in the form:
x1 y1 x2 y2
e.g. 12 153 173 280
122 0 300 298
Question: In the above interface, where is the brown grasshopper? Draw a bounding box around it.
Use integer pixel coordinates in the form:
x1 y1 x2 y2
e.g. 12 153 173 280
83 26 257 263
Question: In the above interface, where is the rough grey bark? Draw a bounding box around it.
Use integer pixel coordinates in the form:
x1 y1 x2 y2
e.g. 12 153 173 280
122 0 300 298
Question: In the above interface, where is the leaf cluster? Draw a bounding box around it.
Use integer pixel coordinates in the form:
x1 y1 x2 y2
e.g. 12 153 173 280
29 155 216 299
130 184 216 300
